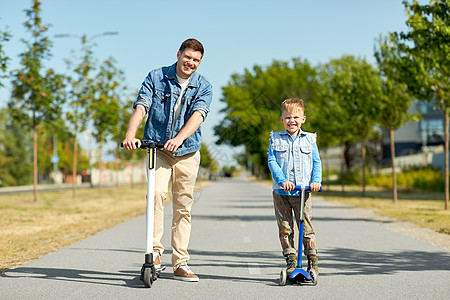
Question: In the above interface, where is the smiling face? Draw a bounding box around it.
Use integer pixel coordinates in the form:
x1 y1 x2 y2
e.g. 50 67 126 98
281 108 306 136
176 48 202 79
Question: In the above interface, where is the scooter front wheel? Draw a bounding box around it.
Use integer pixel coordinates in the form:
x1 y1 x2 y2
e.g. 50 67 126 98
279 269 287 286
142 266 155 288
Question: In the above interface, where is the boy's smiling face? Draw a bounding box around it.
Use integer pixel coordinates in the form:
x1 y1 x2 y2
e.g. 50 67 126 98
281 108 306 136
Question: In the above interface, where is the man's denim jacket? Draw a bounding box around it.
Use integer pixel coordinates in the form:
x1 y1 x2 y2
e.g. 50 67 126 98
268 130 322 196
133 62 213 156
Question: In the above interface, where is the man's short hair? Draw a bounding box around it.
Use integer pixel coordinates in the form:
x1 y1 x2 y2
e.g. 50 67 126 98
281 98 305 115
179 38 204 57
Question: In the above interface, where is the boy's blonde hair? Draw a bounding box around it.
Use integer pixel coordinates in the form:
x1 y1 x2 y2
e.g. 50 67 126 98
281 98 304 115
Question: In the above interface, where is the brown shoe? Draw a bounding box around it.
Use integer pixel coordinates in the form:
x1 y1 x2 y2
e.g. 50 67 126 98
307 255 319 275
285 254 297 276
173 264 199 282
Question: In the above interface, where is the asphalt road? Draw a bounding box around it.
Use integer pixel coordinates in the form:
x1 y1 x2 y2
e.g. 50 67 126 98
2 178 449 299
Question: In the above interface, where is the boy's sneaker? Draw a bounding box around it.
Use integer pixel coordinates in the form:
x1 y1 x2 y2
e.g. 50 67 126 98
285 253 297 276
307 255 319 275
173 264 199 282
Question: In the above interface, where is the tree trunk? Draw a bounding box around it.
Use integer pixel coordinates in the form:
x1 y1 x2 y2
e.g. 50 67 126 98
99 138 104 191
390 129 398 203
115 150 120 189
72 135 78 198
445 111 449 210
344 141 352 169
324 148 329 191
33 125 38 203
131 150 136 188
340 145 345 192
361 140 366 197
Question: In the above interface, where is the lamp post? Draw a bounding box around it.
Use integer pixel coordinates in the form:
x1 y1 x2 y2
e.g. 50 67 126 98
55 31 118 194
54 31 119 44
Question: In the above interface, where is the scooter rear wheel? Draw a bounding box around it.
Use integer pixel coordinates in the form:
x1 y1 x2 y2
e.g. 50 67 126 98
309 269 318 286
279 269 287 286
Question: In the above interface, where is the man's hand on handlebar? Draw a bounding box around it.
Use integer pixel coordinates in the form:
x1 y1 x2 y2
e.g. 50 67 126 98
164 136 183 153
122 138 141 151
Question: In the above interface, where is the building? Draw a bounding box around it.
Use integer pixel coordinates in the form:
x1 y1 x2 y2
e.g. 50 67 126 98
382 100 445 169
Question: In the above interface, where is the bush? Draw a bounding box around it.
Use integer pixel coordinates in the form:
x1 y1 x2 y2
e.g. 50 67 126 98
336 166 445 193
370 166 444 192
338 167 373 186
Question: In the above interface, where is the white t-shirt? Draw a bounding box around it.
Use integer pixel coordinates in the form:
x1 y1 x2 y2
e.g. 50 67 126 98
172 74 190 137
174 74 189 120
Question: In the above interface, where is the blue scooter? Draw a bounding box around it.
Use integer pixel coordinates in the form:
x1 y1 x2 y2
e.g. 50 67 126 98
279 185 321 286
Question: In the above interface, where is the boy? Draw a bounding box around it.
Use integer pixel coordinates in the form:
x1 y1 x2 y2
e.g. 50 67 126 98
267 98 322 277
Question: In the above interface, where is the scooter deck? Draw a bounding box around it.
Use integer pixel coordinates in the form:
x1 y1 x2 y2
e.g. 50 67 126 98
289 267 312 281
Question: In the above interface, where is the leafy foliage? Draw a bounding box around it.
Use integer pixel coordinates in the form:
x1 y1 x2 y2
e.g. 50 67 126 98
0 24 11 87
393 0 449 209
0 108 33 186
115 96 145 161
9 0 66 128
369 166 445 192
90 58 123 144
200 143 218 173
375 35 417 132
65 34 96 135
214 58 320 176
396 0 449 108
37 119 89 176
7 0 65 199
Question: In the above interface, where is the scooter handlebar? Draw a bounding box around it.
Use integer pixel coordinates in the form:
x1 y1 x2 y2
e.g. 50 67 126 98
120 140 165 149
294 185 322 192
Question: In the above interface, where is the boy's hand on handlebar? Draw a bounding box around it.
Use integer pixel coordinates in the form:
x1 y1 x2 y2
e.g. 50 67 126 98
282 181 295 192
122 138 141 150
310 182 321 193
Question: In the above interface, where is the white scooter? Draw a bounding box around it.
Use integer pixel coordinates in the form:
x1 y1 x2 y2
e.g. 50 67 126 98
122 140 166 288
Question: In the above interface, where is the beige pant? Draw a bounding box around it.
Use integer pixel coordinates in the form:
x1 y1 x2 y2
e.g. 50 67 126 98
153 149 200 270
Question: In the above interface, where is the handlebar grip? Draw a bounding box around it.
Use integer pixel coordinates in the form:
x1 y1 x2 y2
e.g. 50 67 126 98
120 142 140 148
120 140 165 149
294 186 322 192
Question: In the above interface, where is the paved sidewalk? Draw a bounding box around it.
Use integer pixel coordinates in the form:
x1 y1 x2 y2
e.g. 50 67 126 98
1 178 449 299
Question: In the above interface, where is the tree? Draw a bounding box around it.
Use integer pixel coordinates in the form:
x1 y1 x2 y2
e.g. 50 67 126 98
8 0 65 202
0 108 33 187
200 143 218 174
90 58 124 190
314 64 350 190
318 56 382 193
394 0 449 209
215 58 319 177
374 34 417 203
115 96 146 188
65 34 96 197
36 118 89 182
0 23 11 87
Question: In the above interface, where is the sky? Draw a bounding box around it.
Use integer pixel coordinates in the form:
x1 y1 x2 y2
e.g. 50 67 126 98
0 0 415 166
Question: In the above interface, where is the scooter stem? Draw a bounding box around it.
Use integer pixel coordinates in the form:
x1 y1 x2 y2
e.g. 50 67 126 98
297 186 306 267
145 147 156 254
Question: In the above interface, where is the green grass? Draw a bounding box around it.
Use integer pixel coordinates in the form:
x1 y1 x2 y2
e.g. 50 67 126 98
321 184 449 235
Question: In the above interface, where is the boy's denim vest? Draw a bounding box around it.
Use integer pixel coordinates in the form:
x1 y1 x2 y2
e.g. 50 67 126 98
271 130 316 190
133 62 213 156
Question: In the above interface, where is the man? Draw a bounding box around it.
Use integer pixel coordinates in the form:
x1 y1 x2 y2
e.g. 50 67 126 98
122 38 212 282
